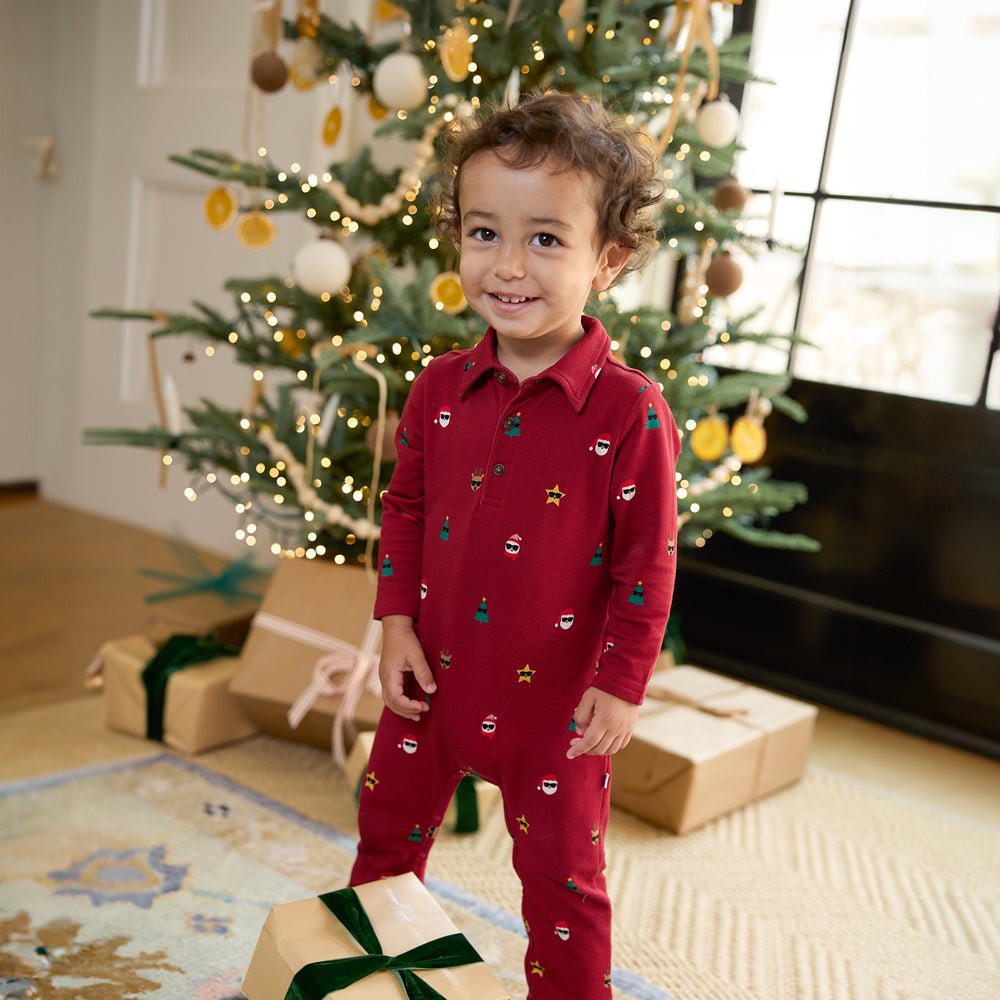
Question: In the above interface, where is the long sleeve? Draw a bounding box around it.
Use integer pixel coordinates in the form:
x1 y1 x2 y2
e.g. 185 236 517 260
593 383 680 704
372 368 430 621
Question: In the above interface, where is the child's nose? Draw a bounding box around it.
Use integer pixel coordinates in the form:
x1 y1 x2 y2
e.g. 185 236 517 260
494 241 526 279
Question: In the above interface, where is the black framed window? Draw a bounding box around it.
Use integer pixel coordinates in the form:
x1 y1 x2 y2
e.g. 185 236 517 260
709 0 1000 408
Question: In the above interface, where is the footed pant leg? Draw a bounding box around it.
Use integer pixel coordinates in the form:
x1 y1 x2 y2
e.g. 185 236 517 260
502 750 613 1000
349 707 460 886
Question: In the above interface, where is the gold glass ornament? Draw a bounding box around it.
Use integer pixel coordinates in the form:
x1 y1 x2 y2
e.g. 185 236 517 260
730 414 767 464
429 271 467 314
439 23 473 82
236 211 277 250
689 414 729 462
323 106 343 145
204 186 238 230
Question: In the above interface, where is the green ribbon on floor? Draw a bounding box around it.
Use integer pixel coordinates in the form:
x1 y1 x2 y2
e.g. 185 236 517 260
141 633 240 741
284 886 482 1000
449 775 480 834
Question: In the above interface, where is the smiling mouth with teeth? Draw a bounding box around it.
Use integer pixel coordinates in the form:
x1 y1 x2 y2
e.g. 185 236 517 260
493 293 531 304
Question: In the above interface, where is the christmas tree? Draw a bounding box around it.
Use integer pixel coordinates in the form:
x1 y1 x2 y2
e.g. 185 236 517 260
86 0 819 567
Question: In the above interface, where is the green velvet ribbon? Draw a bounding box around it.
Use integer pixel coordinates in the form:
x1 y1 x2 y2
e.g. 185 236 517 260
141 633 239 741
284 885 482 1000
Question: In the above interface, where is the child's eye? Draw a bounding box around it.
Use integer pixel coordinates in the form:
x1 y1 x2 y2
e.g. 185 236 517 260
468 227 497 242
531 232 560 248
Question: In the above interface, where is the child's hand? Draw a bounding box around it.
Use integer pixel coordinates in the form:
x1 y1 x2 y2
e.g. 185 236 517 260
378 616 436 722
567 686 639 759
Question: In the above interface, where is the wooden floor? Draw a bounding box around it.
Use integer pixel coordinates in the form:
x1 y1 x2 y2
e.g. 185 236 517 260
3 495 999 826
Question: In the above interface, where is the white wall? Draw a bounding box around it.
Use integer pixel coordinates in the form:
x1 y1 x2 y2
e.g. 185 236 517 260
0 0 63 488
3 0 369 560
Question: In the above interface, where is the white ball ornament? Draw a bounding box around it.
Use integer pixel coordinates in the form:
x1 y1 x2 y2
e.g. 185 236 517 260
292 239 351 297
372 52 427 111
695 96 741 147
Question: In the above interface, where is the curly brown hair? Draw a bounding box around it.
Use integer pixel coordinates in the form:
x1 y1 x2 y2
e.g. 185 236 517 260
432 91 663 284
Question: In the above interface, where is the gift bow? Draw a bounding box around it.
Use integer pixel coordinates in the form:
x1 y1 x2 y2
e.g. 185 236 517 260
645 680 748 719
264 614 382 767
141 633 240 741
285 886 482 1000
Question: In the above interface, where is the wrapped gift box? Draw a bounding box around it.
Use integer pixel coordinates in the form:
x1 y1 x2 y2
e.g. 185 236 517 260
612 665 817 833
345 732 500 834
242 872 509 1000
229 558 383 752
101 634 257 753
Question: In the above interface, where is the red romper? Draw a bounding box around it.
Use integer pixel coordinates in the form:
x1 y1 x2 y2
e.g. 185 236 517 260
350 316 680 1000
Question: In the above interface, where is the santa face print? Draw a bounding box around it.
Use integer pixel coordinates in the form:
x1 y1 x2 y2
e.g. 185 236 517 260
555 922 570 942
435 407 451 428
505 534 522 559
555 610 574 630
398 735 418 754
420 579 428 600
618 480 637 501
538 775 558 795
590 435 611 456
481 714 497 737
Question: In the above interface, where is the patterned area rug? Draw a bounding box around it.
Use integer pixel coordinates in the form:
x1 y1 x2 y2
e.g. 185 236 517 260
2 740 999 1000
0 752 669 1000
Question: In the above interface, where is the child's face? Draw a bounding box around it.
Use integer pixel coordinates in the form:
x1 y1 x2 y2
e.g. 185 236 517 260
457 150 630 369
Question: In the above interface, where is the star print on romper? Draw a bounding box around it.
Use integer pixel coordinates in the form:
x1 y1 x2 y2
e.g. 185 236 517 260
530 961 545 977
545 485 566 505
364 770 378 790
517 814 530 833
516 664 535 682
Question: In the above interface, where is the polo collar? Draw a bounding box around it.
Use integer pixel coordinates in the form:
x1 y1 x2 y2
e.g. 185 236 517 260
457 315 611 413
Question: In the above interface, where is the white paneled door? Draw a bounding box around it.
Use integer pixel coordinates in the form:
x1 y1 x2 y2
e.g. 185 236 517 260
61 0 348 556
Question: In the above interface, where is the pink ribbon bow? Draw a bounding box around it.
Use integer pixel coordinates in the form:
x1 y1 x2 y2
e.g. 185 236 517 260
285 617 383 767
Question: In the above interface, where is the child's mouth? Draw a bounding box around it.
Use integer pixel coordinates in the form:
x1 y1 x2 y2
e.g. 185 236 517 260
492 293 532 305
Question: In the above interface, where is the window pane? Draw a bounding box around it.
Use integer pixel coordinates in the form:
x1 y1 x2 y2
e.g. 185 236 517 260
986 347 1000 410
703 194 813 375
827 0 1000 204
793 201 998 403
736 0 850 192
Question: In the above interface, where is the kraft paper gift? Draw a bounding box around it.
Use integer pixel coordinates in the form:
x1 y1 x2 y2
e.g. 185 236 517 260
612 665 817 833
229 558 383 757
101 633 257 753
242 872 509 999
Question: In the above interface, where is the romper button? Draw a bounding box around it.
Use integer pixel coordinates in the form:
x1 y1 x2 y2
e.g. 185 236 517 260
503 416 515 430
496 371 507 384
493 463 505 477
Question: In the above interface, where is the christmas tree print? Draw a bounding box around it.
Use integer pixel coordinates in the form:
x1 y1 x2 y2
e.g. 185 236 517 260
408 825 423 842
440 516 450 540
646 405 661 429
628 581 645 606
590 543 604 566
381 555 393 577
475 598 489 623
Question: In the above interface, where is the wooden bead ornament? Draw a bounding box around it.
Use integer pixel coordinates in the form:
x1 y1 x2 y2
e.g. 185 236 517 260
713 177 749 212
705 250 743 297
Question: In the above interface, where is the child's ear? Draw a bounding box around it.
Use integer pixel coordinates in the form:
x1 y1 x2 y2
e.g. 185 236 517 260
592 244 634 291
